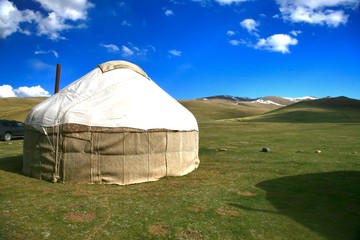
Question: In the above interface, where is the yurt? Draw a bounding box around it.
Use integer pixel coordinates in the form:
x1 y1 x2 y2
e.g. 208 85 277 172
23 60 199 185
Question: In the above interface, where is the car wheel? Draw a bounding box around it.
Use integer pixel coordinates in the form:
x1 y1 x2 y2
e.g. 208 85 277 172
4 133 12 141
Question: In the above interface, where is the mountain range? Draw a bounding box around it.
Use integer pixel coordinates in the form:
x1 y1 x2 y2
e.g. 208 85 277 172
198 95 319 106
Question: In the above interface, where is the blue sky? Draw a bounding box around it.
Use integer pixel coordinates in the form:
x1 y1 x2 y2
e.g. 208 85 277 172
0 0 359 100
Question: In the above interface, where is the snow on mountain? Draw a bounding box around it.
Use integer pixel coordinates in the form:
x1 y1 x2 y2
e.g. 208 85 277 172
253 99 285 106
283 96 318 102
198 95 318 106
253 96 318 106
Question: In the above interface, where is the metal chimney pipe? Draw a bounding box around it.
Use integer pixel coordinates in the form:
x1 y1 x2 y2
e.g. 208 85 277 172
54 64 61 94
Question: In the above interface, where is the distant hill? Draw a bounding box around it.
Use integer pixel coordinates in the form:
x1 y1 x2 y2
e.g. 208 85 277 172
199 95 257 102
180 99 279 122
241 96 360 123
0 97 46 121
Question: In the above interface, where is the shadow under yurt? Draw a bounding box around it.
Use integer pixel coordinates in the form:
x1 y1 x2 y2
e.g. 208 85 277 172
23 60 199 185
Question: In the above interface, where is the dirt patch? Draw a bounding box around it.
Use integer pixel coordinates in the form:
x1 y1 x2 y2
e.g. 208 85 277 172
216 208 240 217
187 204 206 213
235 190 257 197
8 231 29 240
176 228 204 240
64 212 96 222
166 181 186 189
148 224 169 237
71 189 92 197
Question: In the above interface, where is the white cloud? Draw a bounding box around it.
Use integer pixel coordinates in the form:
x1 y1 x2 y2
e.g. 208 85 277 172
0 0 93 40
14 85 51 97
165 9 174 16
215 0 248 5
229 39 241 46
34 0 94 21
120 43 156 58
35 50 59 58
277 0 359 9
100 43 120 52
122 45 134 57
0 84 50 98
37 12 73 40
280 6 348 27
227 30 236 36
276 0 359 27
255 34 298 54
168 49 182 57
0 85 16 97
0 0 20 38
290 30 301 36
229 39 251 47
0 0 39 39
240 18 259 33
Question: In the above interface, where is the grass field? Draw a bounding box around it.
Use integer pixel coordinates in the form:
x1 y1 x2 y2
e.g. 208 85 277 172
1 97 360 239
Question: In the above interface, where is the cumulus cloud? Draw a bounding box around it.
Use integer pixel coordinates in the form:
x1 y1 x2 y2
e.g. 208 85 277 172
0 85 16 97
0 0 93 40
240 18 259 33
276 0 359 27
34 0 93 21
0 0 40 38
100 43 120 52
0 84 50 98
277 0 359 9
168 49 182 57
255 34 298 54
36 12 72 40
35 49 59 58
165 9 174 16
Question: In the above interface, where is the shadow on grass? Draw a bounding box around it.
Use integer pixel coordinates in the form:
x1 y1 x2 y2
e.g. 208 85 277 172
255 171 360 240
247 111 360 123
0 155 23 174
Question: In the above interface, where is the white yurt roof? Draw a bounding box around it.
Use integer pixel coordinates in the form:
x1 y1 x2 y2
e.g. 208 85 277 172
25 60 198 132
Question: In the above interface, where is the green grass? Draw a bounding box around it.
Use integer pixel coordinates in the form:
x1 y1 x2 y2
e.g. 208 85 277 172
0 97 360 239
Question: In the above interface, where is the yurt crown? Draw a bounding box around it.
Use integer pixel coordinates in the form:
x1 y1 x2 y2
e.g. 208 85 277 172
98 60 149 79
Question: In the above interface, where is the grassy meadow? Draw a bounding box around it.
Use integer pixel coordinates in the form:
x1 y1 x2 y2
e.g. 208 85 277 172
1 97 360 239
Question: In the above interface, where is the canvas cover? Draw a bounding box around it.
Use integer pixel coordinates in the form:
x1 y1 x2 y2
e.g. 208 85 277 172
23 61 199 185
25 60 198 132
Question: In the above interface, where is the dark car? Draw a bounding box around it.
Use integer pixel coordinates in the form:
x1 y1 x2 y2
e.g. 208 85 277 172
0 120 25 141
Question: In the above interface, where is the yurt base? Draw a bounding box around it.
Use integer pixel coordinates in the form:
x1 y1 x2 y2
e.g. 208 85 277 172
23 125 199 185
